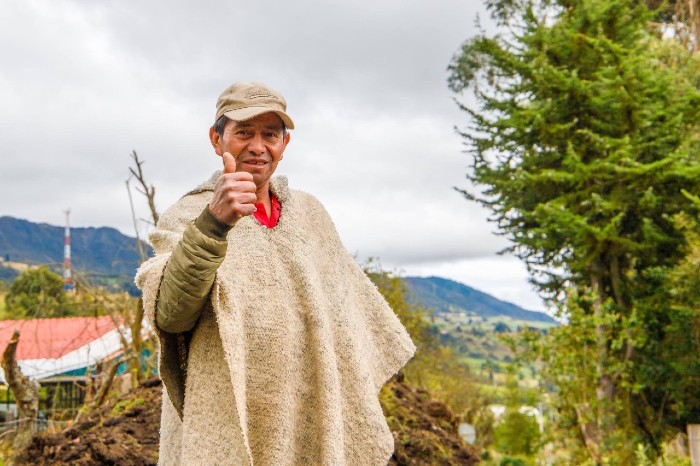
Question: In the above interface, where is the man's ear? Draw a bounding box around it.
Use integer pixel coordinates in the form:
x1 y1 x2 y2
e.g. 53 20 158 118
209 127 223 156
279 132 291 160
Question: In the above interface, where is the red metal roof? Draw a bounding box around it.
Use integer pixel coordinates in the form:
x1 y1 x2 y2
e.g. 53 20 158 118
0 316 118 360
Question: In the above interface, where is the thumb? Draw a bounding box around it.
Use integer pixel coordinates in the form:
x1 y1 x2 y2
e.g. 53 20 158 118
222 152 237 174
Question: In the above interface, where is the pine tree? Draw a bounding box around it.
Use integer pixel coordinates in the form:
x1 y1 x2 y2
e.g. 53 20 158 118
449 0 700 461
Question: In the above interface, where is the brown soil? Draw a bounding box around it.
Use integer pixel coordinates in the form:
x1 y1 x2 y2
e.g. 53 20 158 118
383 373 479 465
19 378 162 466
21 374 478 465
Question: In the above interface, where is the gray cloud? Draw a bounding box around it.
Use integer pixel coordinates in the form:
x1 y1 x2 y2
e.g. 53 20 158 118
0 0 544 310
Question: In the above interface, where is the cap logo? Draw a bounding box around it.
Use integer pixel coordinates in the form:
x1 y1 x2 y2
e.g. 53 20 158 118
244 87 278 101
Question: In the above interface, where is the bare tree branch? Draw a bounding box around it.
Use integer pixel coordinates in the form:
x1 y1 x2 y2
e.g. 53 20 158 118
2 330 39 463
128 150 159 226
126 150 160 386
126 179 147 264
90 360 120 410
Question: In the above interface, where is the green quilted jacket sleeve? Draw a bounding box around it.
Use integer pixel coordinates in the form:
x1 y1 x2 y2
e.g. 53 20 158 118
155 206 233 333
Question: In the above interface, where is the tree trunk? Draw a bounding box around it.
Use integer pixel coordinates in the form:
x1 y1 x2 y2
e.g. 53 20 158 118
609 255 635 364
592 271 616 399
129 297 145 384
688 0 700 52
1 330 39 464
127 150 159 384
591 269 616 464
90 359 120 410
674 0 700 52
575 403 602 464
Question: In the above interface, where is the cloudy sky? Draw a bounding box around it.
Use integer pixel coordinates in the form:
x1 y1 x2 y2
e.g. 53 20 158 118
0 0 547 312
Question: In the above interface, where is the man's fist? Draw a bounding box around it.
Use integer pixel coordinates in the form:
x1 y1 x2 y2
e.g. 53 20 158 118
209 152 257 225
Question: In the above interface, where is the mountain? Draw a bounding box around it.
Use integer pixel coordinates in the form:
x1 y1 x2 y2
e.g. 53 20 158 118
0 216 149 280
404 276 555 324
1 217 553 324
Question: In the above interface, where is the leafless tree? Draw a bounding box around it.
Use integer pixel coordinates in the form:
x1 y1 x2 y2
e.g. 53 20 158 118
1 330 39 464
123 151 160 387
128 150 159 226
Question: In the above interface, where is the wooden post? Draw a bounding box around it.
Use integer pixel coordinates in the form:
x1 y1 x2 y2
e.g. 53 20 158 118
689 424 700 465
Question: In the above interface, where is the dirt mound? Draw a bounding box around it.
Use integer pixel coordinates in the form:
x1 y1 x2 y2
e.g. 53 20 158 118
383 373 479 465
22 374 478 465
19 378 162 466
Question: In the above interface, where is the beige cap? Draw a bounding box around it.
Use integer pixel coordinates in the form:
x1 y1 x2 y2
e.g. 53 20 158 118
215 81 295 130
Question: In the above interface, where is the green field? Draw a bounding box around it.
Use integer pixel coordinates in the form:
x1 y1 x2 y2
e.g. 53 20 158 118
484 315 556 330
430 310 553 388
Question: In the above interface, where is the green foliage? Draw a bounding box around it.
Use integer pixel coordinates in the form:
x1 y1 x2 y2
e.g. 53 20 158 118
366 263 435 352
494 322 511 333
111 397 145 415
449 0 700 301
474 407 496 450
635 441 692 466
494 409 541 457
492 371 542 458
498 456 528 466
635 210 700 439
4 266 74 318
449 0 700 461
366 261 490 417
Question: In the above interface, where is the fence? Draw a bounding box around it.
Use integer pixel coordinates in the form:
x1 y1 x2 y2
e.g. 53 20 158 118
0 417 70 439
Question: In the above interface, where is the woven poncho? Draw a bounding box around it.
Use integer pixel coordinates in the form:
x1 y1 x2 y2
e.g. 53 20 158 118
136 173 416 465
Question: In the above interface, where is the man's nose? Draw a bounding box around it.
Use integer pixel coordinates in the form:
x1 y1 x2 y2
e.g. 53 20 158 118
248 133 265 155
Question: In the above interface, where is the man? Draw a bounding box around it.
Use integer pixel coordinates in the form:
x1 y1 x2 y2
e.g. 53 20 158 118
136 81 415 466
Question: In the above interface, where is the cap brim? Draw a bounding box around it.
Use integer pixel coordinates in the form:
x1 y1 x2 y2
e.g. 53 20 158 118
223 106 295 130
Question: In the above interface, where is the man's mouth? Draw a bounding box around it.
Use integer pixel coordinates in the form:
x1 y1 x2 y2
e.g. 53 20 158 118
243 159 268 166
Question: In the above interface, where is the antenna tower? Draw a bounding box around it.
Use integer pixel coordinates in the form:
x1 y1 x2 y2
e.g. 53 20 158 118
63 209 74 291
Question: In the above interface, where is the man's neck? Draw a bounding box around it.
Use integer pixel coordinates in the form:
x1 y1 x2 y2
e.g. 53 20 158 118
255 184 272 218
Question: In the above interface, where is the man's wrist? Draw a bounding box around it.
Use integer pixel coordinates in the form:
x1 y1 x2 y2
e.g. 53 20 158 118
195 206 234 240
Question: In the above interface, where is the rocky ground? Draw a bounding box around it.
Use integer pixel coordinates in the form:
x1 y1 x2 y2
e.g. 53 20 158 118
20 375 478 465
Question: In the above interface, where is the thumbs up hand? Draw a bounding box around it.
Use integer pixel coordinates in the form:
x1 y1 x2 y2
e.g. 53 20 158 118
209 152 257 225
222 151 238 174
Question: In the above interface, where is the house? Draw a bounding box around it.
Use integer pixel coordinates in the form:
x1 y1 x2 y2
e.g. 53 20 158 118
0 316 152 421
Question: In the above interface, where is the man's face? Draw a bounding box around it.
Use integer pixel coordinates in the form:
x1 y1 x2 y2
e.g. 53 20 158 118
209 112 290 190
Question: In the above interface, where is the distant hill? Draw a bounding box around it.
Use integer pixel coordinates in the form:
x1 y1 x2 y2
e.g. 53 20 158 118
0 217 554 325
0 216 149 283
404 276 555 324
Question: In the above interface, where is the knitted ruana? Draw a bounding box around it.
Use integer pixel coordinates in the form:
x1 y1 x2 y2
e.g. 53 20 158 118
135 173 416 466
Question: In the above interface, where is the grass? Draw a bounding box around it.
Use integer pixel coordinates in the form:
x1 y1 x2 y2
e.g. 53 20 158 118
111 397 145 415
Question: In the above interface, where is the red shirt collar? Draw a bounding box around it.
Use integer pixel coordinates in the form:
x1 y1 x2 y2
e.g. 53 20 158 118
253 194 281 229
